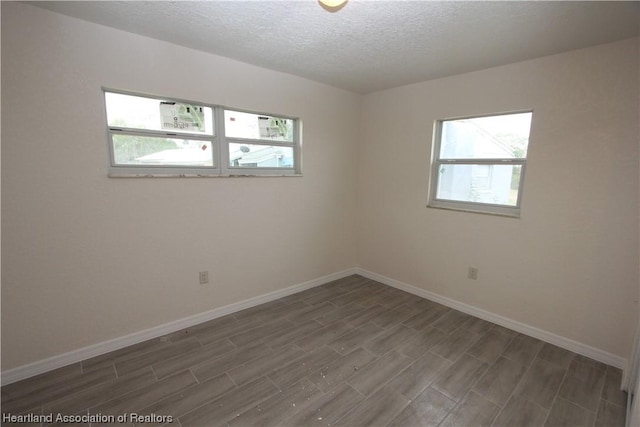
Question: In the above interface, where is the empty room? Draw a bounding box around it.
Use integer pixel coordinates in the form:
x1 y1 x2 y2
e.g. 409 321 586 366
2 1 639 426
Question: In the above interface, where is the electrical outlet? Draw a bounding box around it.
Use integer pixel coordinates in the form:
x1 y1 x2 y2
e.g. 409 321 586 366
468 267 478 280
199 271 209 284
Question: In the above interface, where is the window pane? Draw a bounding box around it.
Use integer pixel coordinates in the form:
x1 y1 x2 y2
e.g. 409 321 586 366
105 92 213 135
225 110 294 142
436 164 522 206
112 134 214 167
228 143 294 168
440 112 531 159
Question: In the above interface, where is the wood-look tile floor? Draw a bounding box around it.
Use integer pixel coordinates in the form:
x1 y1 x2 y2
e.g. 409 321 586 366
1 275 628 427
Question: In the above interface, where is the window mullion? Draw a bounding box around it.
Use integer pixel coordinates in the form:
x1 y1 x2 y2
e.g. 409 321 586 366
225 137 295 147
438 158 525 165
216 106 230 175
108 127 214 142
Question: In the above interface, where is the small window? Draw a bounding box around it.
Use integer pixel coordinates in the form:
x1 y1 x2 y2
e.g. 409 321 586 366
429 111 532 217
224 110 297 172
104 90 300 176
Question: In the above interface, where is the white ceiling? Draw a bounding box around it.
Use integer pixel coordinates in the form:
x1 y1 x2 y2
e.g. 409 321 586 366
31 1 640 94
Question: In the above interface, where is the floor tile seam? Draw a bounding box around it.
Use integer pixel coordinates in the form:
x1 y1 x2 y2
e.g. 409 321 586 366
149 366 159 381
193 332 258 347
439 389 498 427
83 372 195 416
488 327 518 352
363 335 418 358
482 394 511 426
140 374 239 424
227 319 299 345
343 380 367 399
350 353 425 400
601 396 627 408
177 342 275 379
487 323 519 339
593 370 609 410
482 352 537 415
555 394 599 415
436 322 473 338
229 351 313 387
435 404 457 427
301 293 345 306
187 369 199 385
593 398 610 425
488 383 551 426
560 368 607 412
45 367 157 416
475 386 508 412
266 353 334 389
499 350 534 367
114 341 205 377
299 325 356 350
230 329 291 349
463 351 500 370
265 338 309 352
473 322 518 354
541 362 572 425
435 329 485 363
28 370 122 414
263 375 282 393
306 347 380 390
529 338 546 364
477 389 503 426
413 315 451 333
464 347 503 367
0 395 49 416
560 385 607 414
225 370 240 388
1 369 106 408
210 383 282 427
392 360 446 402
94 340 186 370
534 353 576 371
459 357 491 399
432 340 489 369
255 379 319 427
3 404 45 419
331 385 413 427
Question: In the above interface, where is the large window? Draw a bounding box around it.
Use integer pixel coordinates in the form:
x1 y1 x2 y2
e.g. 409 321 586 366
428 111 533 217
104 90 300 176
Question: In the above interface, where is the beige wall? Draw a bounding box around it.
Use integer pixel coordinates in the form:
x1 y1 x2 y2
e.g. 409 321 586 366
2 1 639 373
358 38 639 360
1 3 360 369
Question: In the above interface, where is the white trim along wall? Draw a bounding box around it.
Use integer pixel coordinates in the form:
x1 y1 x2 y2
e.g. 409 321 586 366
2 268 627 391
0 269 357 386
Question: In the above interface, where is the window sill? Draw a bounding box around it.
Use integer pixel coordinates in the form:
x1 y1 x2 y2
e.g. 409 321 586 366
427 202 520 218
108 173 303 178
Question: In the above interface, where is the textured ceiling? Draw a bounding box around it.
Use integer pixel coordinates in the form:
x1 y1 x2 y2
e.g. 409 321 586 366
31 1 640 94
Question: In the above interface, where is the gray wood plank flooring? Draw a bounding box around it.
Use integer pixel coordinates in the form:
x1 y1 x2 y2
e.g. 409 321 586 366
1 275 627 426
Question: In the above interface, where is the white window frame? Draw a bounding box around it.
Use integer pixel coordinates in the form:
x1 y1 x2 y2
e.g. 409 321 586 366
428 111 532 217
104 88 301 177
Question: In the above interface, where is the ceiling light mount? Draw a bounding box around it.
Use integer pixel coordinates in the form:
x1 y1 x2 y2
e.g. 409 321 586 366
318 0 348 13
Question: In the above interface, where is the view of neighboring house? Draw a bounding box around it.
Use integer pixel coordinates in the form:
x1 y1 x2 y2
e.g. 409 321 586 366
136 109 294 168
438 119 522 206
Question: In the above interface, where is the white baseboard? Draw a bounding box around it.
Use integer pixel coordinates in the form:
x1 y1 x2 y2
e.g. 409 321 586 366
357 268 628 382
3 266 629 390
1 268 358 386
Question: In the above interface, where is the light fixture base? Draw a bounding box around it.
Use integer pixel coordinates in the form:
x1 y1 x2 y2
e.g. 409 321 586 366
318 0 348 12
